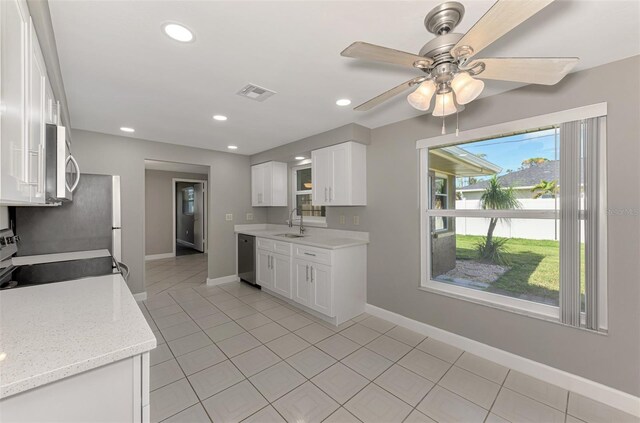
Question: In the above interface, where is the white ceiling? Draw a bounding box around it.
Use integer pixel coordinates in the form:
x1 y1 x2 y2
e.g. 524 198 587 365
49 0 640 155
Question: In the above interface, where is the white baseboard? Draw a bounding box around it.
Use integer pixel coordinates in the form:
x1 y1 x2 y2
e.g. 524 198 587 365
365 303 640 417
206 275 240 286
145 253 174 261
133 292 148 301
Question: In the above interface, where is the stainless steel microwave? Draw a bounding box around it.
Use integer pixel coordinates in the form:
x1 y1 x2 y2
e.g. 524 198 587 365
45 124 80 202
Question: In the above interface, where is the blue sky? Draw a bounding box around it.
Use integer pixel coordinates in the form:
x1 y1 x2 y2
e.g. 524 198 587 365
460 128 558 175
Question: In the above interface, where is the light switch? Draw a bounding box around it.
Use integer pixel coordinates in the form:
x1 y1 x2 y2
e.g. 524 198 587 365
339 215 346 225
225 214 233 221
246 213 254 221
353 215 360 226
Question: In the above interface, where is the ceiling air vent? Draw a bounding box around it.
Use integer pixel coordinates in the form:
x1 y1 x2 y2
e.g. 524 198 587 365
236 83 276 102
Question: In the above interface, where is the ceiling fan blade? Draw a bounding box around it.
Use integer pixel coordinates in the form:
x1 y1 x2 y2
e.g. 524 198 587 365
341 42 433 69
471 57 579 85
451 0 554 60
355 77 424 111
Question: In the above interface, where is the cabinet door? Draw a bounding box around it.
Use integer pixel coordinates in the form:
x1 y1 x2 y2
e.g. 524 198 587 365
45 78 57 125
251 164 264 206
310 263 333 316
28 20 47 204
271 253 292 299
256 249 272 289
328 144 349 205
0 0 30 204
292 259 311 306
311 149 330 206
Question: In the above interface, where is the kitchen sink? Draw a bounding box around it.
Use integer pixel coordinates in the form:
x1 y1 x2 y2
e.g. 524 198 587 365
276 233 305 238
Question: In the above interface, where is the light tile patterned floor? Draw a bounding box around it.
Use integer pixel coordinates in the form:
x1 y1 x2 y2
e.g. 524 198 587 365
141 255 637 423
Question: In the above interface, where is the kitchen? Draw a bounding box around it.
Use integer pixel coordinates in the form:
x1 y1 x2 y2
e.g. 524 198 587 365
1 0 639 422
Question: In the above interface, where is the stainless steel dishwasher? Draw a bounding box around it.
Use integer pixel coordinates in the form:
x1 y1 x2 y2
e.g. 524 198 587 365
237 234 258 287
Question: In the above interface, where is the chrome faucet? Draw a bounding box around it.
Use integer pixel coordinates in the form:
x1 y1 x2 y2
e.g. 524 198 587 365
289 208 305 235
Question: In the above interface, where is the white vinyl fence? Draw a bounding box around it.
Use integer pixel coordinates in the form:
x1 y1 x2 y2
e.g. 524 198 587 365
455 198 560 241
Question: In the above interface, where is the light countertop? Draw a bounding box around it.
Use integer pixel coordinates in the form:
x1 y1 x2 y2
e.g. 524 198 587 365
235 228 368 250
0 274 156 399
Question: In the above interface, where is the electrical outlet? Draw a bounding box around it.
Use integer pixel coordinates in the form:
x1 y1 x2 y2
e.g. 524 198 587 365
339 215 346 225
246 213 254 221
353 215 360 226
225 214 233 221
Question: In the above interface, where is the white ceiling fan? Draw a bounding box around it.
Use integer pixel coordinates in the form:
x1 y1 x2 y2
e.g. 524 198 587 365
341 0 579 118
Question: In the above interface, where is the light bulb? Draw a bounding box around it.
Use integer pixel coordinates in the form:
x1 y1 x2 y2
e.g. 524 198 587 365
451 72 484 105
432 91 457 117
407 80 436 111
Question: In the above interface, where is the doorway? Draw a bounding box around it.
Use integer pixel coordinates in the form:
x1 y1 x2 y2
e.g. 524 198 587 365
173 179 207 256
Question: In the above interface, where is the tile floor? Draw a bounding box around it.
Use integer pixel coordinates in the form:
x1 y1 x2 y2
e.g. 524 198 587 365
141 255 637 423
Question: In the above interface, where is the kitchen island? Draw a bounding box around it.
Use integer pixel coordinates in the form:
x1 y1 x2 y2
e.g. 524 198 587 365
0 274 156 422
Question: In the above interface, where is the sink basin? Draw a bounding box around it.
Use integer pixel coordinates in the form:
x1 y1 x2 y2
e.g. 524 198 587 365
276 233 305 238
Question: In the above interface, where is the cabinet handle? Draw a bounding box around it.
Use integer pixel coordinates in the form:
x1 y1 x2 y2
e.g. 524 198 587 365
268 255 272 269
329 187 332 202
303 252 316 257
310 266 314 283
305 265 309 281
324 187 328 202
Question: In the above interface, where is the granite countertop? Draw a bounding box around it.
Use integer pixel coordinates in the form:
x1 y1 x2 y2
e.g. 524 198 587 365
0 274 156 399
235 228 368 250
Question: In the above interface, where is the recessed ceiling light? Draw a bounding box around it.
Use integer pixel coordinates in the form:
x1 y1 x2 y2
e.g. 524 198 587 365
213 115 228 121
295 156 305 160
336 99 351 106
162 23 194 43
120 127 135 133
227 145 238 150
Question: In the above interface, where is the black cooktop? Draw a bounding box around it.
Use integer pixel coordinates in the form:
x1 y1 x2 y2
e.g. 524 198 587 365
0 256 120 290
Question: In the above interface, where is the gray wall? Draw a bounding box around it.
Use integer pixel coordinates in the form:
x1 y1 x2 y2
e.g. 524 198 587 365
253 56 640 395
71 129 268 294
144 170 207 255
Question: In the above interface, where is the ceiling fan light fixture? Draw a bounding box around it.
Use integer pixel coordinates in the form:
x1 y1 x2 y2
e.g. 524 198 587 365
407 80 436 111
432 91 457 117
451 71 484 104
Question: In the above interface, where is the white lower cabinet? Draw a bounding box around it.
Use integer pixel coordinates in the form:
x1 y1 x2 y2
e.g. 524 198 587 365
0 352 150 422
254 236 366 325
256 248 273 290
257 247 292 298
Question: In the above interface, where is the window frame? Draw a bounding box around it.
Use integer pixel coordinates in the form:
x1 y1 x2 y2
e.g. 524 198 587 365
291 164 327 226
417 103 608 330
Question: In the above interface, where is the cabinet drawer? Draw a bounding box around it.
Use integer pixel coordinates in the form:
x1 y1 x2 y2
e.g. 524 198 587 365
294 245 331 265
256 237 292 255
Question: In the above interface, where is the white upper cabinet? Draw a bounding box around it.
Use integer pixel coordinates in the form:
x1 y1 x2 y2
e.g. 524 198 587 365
312 141 366 206
1 0 56 205
28 19 47 204
251 161 287 207
1 0 31 204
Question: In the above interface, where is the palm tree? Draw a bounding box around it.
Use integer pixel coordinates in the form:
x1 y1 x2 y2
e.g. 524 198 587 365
478 176 521 262
531 179 559 199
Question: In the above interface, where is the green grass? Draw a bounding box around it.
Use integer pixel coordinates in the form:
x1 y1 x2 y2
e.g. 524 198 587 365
456 235 561 303
454 235 586 305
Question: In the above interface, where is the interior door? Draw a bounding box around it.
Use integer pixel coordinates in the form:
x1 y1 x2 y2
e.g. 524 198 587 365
192 183 205 252
272 253 292 299
293 259 310 306
310 263 333 316
256 249 272 289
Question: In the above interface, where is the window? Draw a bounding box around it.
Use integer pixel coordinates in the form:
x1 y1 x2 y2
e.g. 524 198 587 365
292 165 326 225
182 187 195 215
418 104 607 331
